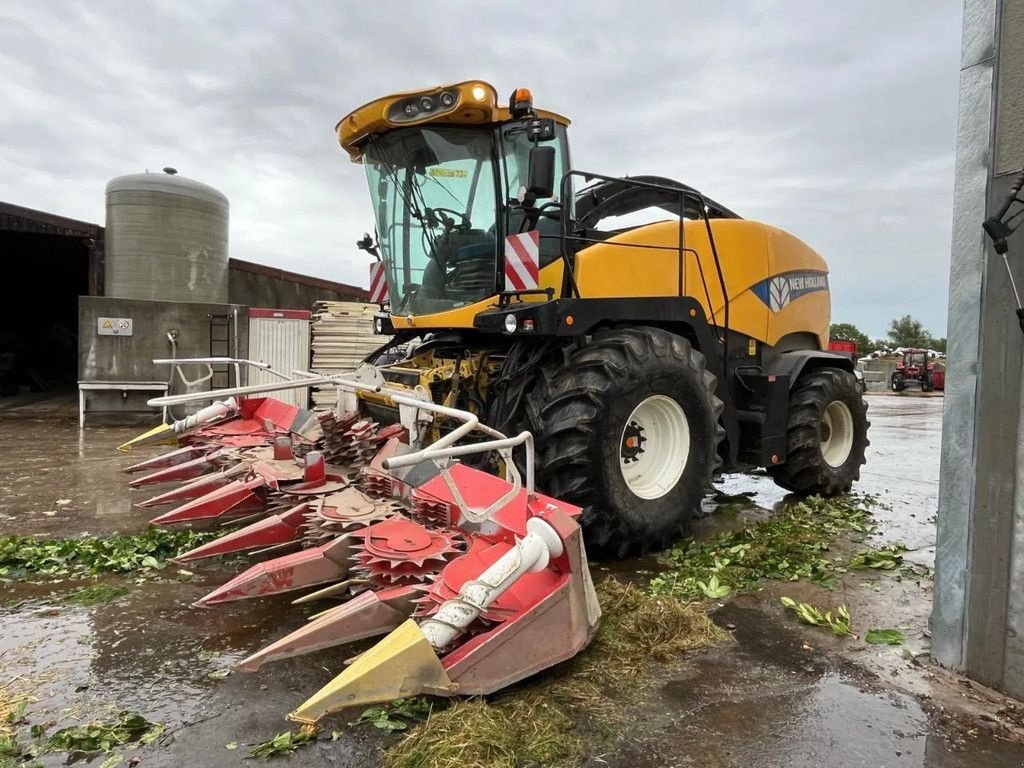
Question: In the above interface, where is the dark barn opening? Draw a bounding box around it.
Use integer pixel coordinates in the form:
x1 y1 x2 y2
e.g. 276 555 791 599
0 203 102 397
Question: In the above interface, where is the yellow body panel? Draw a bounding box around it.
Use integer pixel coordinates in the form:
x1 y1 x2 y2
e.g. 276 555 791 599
390 259 564 331
336 80 570 162
573 219 828 348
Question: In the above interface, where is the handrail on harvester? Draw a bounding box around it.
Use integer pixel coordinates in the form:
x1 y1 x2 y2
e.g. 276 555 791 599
146 365 536 522
153 357 295 392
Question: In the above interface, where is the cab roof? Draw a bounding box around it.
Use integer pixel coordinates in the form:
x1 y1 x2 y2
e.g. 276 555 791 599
335 80 570 162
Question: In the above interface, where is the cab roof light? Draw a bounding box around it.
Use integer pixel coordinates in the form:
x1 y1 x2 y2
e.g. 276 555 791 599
510 87 534 118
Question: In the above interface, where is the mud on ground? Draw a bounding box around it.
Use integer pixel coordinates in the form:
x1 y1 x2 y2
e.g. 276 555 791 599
2 393 1024 767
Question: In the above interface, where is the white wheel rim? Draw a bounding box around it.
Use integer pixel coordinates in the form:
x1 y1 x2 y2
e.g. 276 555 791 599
619 395 690 500
821 400 854 468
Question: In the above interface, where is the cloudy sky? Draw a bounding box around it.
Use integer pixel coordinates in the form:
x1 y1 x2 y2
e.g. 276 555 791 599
0 1 961 338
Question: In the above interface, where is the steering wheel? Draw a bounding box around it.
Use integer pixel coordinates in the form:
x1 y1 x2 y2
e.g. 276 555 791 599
427 207 471 231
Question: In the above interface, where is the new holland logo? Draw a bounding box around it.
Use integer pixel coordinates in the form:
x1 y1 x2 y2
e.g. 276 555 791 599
752 272 829 313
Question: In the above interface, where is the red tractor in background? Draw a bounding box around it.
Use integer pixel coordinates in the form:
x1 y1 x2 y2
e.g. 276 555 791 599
891 349 945 392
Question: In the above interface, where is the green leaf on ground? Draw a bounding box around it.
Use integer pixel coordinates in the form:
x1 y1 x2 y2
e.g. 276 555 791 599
850 545 906 570
224 742 238 750
781 597 853 636
355 698 433 733
249 729 317 759
47 712 164 754
697 574 731 599
866 628 905 645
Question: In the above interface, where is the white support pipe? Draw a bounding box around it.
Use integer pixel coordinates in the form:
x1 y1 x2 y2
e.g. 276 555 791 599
384 431 535 498
148 374 341 406
153 358 295 382
167 398 238 434
420 517 563 649
145 368 538 512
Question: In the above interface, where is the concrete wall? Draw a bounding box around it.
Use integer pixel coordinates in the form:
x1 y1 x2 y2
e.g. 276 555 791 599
933 0 1024 698
228 261 367 311
79 296 248 417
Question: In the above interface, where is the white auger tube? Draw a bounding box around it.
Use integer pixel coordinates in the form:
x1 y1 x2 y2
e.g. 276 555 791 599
169 398 238 434
419 517 564 650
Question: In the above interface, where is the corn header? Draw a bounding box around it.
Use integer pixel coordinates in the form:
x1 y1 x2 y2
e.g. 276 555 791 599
124 364 599 723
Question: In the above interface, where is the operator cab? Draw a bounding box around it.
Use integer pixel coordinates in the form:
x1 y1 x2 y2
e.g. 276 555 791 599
352 86 569 316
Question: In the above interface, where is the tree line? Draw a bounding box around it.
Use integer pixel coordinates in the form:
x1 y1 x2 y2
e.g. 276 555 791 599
830 315 947 355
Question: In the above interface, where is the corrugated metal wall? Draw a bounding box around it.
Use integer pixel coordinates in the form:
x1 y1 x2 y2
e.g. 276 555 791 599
248 310 311 407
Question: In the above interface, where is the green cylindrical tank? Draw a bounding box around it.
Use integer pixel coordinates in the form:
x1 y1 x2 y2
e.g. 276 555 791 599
104 168 229 302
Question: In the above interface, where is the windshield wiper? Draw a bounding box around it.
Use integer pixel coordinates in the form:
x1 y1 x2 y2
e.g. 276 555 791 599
369 134 441 256
424 173 463 208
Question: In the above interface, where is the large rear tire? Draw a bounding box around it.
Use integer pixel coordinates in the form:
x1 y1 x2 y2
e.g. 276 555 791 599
522 327 724 557
769 367 869 495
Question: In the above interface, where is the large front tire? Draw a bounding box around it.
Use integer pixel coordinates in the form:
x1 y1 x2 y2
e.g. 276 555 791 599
769 367 869 495
523 327 723 557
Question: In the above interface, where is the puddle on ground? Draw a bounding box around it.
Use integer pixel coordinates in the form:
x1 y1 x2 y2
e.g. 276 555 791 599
599 603 1024 768
0 572 385 767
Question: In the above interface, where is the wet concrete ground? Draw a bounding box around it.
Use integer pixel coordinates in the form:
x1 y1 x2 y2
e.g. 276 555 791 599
3 392 1023 767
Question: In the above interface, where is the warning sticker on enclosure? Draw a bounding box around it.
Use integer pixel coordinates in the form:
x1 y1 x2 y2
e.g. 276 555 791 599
97 317 133 336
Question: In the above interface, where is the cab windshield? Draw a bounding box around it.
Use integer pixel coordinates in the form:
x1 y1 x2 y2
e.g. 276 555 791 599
364 127 500 315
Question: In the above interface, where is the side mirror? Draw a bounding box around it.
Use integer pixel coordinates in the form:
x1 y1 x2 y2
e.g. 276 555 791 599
527 146 556 201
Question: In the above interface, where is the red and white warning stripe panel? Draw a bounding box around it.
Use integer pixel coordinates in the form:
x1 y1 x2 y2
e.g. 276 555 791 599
504 231 540 292
369 262 389 305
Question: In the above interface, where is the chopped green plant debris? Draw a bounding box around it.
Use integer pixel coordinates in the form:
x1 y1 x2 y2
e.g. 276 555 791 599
0 527 218 579
356 698 432 732
5 702 26 726
62 584 130 606
780 597 853 636
900 563 934 580
249 728 317 759
47 712 164 754
865 628 905 645
225 742 238 750
849 545 906 570
651 495 877 600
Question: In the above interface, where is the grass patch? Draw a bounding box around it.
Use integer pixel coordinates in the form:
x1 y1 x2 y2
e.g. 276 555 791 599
381 579 725 768
0 527 218 580
650 495 877 600
382 698 577 768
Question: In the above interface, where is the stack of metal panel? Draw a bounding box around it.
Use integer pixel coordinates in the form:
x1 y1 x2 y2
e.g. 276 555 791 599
310 301 383 409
